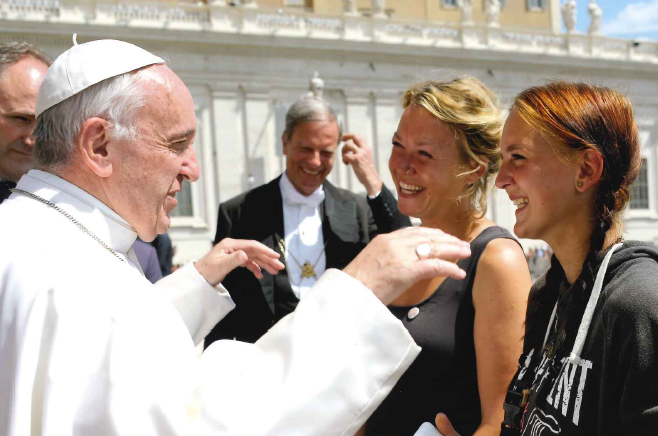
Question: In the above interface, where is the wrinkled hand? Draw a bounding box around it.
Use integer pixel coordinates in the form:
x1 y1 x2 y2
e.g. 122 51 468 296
343 227 471 305
435 413 461 436
341 133 383 196
195 238 285 286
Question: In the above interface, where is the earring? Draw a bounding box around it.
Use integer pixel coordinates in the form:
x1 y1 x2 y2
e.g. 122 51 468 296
577 181 584 188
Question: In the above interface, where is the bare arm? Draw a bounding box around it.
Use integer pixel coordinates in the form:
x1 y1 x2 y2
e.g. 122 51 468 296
471 238 531 435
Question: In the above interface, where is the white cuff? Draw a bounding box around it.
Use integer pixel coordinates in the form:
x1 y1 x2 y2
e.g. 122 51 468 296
157 262 235 345
367 190 382 200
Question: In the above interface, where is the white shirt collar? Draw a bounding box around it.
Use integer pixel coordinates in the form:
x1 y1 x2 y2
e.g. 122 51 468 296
279 172 326 300
15 169 138 255
279 171 325 208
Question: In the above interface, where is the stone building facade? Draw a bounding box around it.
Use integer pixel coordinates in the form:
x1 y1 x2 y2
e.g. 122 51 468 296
1 0 656 261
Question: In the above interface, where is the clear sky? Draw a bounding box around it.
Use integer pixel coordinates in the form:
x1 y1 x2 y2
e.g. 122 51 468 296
573 0 658 40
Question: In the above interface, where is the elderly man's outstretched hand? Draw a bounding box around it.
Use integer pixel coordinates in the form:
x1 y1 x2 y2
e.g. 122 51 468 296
343 227 470 305
195 238 285 286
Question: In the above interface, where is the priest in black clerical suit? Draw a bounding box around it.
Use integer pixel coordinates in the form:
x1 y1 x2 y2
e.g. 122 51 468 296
205 97 410 346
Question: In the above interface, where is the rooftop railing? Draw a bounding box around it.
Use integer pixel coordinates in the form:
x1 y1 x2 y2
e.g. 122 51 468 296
1 0 656 64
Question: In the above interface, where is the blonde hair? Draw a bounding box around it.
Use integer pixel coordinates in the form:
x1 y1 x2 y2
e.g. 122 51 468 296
401 77 503 217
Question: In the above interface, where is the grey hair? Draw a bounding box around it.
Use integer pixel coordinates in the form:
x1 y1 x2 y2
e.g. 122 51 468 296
283 97 342 142
33 69 150 171
0 41 51 77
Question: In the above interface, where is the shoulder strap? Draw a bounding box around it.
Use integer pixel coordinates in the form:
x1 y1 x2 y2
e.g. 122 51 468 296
568 242 623 364
469 226 518 259
458 226 518 280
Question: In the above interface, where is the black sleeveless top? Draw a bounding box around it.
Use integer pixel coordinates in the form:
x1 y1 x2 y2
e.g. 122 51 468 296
366 226 519 436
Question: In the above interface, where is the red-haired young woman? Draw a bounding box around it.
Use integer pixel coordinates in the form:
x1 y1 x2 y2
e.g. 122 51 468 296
437 82 658 436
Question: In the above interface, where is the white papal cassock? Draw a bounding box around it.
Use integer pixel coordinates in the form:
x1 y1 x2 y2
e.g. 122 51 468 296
0 170 420 436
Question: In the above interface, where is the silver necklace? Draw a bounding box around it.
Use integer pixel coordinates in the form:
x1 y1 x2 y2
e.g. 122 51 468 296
275 233 327 286
10 188 126 264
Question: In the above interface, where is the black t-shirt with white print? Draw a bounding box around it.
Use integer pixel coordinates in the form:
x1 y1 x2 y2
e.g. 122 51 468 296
502 242 658 436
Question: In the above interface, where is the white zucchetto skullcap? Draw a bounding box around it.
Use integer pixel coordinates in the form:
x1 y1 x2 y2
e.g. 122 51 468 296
35 37 164 118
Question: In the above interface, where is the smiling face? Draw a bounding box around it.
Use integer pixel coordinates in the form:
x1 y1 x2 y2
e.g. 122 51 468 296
108 66 199 241
0 56 48 181
495 110 579 243
282 120 339 196
389 104 471 224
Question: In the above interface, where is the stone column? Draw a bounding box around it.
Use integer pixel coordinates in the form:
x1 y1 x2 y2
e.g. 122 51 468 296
372 91 400 190
212 85 247 200
242 84 276 188
343 89 375 191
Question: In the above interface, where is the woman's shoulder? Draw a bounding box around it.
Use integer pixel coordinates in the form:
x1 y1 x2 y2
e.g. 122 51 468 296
472 226 531 298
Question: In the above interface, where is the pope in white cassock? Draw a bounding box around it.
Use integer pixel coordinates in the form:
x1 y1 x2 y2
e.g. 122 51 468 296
0 38 472 436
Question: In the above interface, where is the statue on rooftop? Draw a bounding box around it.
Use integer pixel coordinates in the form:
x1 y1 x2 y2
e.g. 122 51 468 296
372 0 387 18
588 0 602 35
485 0 501 28
343 0 358 16
459 0 473 24
302 71 325 100
562 0 577 33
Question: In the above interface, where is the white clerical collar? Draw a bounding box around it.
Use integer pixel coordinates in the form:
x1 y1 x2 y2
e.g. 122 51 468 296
279 172 325 208
16 170 138 254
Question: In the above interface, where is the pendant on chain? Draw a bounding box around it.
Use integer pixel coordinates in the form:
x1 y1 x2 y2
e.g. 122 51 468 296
301 261 317 279
275 233 326 285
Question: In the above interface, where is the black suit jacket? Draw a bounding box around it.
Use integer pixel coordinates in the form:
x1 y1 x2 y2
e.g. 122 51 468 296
205 175 410 345
0 180 16 204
